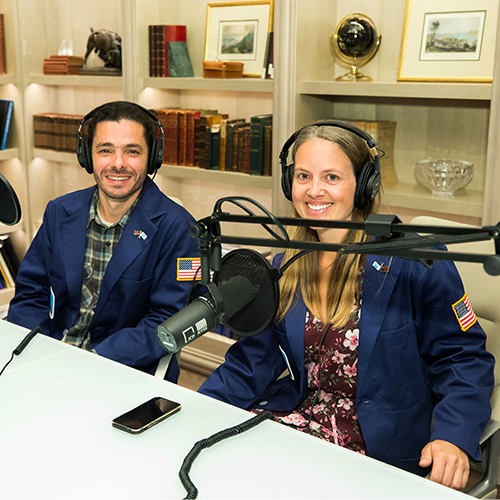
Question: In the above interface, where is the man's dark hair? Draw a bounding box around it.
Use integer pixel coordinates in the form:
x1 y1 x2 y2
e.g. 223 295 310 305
87 101 157 156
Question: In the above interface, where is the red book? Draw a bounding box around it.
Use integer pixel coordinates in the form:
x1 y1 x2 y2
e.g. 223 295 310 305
164 25 186 77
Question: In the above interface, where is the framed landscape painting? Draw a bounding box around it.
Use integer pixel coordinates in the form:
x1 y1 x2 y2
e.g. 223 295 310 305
205 1 274 77
398 0 499 82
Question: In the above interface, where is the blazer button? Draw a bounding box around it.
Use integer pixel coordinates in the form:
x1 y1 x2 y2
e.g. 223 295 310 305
363 399 370 404
259 401 268 406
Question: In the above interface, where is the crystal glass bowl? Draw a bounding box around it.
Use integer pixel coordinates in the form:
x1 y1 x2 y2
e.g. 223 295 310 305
414 159 475 196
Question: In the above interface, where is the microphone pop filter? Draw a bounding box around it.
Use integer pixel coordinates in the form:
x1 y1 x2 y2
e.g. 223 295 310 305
214 249 279 336
0 172 21 226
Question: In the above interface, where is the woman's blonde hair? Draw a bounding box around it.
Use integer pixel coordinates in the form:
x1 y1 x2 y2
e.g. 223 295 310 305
276 123 380 326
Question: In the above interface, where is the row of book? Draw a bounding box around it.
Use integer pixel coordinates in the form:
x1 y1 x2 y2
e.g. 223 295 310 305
0 234 19 290
33 113 83 152
31 108 273 176
43 55 85 75
154 108 273 176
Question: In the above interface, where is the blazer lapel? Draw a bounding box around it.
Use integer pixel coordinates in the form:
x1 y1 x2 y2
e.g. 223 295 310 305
284 299 307 385
93 203 158 320
60 190 94 309
357 255 403 394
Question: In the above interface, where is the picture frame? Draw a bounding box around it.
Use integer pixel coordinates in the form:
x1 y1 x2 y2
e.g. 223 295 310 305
205 1 274 77
397 0 499 82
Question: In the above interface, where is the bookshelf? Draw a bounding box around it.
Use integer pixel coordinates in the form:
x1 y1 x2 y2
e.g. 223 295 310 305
144 77 274 93
28 74 123 87
277 0 500 227
135 0 274 229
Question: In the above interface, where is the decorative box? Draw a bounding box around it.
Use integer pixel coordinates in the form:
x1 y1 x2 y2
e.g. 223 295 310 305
203 61 244 79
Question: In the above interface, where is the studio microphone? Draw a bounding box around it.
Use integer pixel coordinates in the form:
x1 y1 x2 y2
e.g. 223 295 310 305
156 276 255 353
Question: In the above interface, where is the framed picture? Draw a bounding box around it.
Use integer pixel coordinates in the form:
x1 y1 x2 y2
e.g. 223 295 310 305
205 1 274 77
397 0 499 82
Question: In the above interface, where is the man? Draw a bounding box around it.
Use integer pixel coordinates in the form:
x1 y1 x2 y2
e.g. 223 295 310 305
8 101 200 381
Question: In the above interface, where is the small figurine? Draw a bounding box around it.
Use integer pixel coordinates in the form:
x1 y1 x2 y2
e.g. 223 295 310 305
84 28 121 70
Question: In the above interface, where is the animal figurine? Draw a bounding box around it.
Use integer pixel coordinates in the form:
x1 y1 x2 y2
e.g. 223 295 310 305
84 28 122 69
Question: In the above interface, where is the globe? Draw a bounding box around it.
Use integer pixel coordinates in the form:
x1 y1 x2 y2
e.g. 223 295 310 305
337 17 376 59
331 14 381 81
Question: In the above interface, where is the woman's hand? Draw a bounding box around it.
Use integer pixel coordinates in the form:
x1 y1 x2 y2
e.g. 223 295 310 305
419 440 469 490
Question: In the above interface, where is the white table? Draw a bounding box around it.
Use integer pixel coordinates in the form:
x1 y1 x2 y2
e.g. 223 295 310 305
0 320 467 499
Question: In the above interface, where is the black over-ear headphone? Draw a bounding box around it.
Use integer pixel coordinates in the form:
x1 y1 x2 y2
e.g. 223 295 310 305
279 120 381 210
76 101 165 176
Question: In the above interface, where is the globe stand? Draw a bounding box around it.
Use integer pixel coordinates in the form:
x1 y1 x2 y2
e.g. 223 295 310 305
336 65 373 82
331 13 381 83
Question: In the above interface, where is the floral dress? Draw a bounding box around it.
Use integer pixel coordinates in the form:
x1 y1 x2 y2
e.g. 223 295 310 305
257 265 367 454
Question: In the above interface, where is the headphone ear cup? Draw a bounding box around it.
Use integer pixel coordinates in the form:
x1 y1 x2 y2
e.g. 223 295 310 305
147 128 164 175
354 160 376 210
77 136 93 174
281 162 294 201
148 137 158 175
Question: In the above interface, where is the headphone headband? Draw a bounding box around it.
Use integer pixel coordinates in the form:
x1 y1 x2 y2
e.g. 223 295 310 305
279 120 381 210
279 119 378 165
76 101 165 175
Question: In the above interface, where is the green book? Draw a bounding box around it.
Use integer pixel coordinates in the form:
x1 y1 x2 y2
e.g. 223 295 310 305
249 114 272 175
168 41 194 77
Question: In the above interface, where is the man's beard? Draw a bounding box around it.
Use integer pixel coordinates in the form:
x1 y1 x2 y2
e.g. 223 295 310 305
94 168 147 201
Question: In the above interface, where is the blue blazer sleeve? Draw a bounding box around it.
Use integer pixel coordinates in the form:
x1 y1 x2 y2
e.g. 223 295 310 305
412 258 495 459
7 201 56 334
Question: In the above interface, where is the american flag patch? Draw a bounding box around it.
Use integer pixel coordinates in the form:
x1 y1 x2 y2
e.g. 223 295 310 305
177 257 201 281
452 293 477 331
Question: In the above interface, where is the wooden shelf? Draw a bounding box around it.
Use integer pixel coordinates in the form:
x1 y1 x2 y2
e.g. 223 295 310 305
33 149 76 162
299 81 492 101
30 152 273 189
0 75 16 86
161 164 273 189
0 221 24 234
381 182 483 218
0 148 19 161
28 74 123 87
144 76 273 93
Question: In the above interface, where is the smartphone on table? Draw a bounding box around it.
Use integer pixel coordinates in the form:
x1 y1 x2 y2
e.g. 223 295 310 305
112 396 181 434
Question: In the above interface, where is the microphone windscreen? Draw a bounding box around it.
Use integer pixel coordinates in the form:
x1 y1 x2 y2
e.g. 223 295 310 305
0 173 21 226
218 276 255 318
215 249 279 336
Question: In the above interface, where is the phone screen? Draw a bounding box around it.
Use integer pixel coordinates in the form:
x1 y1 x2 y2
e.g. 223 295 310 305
112 397 181 434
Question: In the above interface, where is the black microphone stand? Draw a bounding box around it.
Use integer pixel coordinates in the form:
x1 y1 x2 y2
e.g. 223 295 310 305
190 196 500 278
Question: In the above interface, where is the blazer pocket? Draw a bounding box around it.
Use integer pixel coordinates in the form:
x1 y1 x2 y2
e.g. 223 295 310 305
47 271 68 321
113 276 153 307
372 323 428 412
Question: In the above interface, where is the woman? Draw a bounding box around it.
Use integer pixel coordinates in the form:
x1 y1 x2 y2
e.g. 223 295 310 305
199 122 494 490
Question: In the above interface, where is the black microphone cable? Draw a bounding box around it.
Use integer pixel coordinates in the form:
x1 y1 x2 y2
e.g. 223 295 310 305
0 326 42 378
214 196 290 243
179 409 273 499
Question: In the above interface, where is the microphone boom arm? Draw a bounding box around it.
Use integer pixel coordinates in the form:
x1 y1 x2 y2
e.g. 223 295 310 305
193 208 500 277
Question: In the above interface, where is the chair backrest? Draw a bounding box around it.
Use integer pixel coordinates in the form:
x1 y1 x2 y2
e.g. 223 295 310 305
411 216 499 423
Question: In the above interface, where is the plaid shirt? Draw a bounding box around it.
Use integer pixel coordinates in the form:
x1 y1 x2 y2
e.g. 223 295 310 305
62 191 139 350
